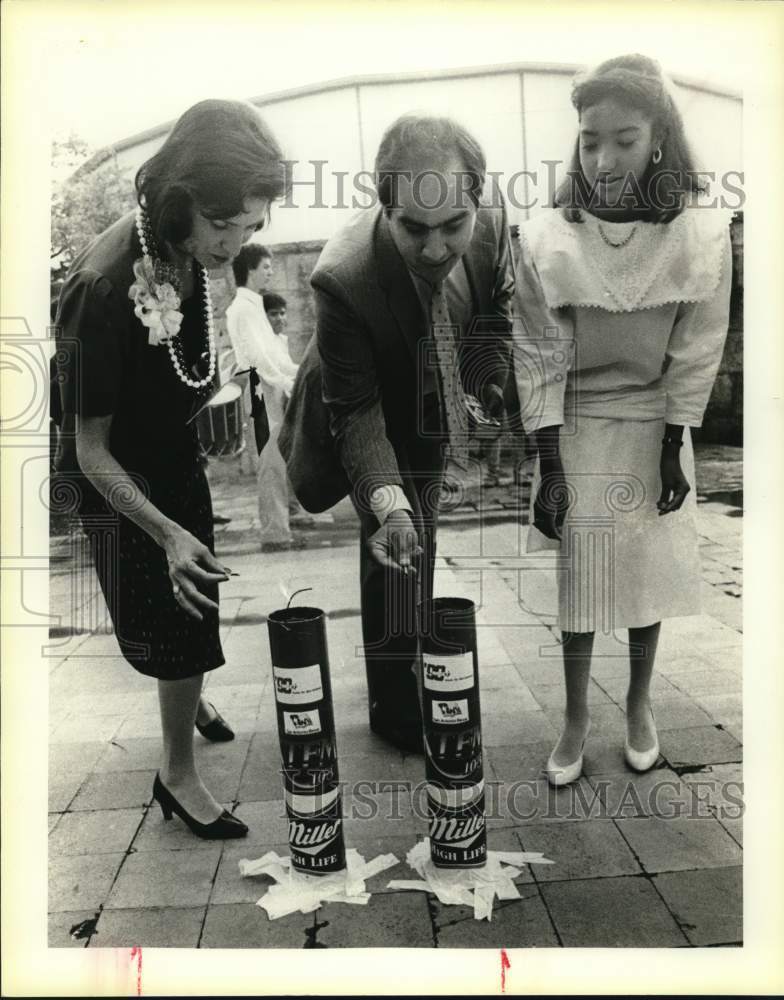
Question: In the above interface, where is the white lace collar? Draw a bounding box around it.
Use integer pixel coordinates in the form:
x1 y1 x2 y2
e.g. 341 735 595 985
521 206 732 313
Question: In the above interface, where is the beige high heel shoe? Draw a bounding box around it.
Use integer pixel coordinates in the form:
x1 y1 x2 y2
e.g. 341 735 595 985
546 721 591 786
624 705 660 772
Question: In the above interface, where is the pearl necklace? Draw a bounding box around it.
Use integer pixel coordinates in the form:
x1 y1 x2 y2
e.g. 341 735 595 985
134 206 216 390
597 221 638 249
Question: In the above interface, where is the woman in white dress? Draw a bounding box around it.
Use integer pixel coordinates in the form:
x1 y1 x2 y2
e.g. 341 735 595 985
513 54 733 784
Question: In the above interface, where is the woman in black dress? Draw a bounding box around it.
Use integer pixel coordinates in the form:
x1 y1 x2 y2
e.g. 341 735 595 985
56 100 287 839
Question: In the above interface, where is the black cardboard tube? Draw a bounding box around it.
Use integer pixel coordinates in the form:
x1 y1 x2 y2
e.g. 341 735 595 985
419 597 487 869
267 606 346 875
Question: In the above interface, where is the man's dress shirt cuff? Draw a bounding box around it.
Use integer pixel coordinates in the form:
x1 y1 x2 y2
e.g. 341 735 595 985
369 485 413 525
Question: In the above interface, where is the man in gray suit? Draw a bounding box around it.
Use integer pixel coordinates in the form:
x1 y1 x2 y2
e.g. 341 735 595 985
281 115 514 752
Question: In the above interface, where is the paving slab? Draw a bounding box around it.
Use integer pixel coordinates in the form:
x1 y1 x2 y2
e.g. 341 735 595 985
93 737 163 773
49 741 107 810
718 815 743 847
659 725 742 768
434 883 557 947
47 910 97 948
526 679 612 709
91 906 207 948
49 775 87 813
541 875 688 947
666 669 742 698
642 698 716 730
544 701 627 738
69 770 156 811
486 778 603 828
615 815 743 874
486 742 552 784
200 902 313 948
652 867 742 945
481 709 559 747
581 736 630 776
315 891 433 948
593 672 684 703
232 799 290 846
210 840 290 905
49 807 145 857
586 767 698 820
518 819 641 882
104 845 222 909
343 789 418 841
49 853 125 912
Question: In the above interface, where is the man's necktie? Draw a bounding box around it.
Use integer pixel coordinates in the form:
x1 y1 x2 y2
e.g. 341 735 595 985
430 283 469 471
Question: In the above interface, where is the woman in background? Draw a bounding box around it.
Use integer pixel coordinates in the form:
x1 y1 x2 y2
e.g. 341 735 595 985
514 54 733 784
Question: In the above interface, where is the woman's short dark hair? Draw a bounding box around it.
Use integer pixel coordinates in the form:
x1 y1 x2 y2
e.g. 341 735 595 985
374 114 486 210
231 243 271 287
136 99 288 246
263 292 287 312
554 54 703 223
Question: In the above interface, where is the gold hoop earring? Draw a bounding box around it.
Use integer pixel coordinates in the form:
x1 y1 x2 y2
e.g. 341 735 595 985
652 148 662 164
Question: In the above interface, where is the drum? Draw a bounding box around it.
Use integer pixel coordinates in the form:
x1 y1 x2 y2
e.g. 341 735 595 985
195 381 246 457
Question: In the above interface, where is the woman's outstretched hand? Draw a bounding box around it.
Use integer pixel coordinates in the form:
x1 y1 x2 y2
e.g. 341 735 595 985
658 447 691 515
164 524 230 620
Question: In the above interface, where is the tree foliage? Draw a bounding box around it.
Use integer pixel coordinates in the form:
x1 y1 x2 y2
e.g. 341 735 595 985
51 135 137 283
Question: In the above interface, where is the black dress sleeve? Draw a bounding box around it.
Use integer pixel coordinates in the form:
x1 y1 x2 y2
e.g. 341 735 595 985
55 268 125 418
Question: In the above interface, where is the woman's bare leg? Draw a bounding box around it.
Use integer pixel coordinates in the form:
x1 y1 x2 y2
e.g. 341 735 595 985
550 630 594 765
626 623 660 750
158 674 223 823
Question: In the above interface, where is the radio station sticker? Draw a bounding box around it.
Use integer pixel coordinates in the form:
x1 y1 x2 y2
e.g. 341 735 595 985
431 698 470 725
423 651 474 692
273 664 323 705
283 709 322 736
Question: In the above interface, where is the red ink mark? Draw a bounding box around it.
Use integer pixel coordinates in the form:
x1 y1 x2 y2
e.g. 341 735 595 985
130 947 143 995
500 949 511 993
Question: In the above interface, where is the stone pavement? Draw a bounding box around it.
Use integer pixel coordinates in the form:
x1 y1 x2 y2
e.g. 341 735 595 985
47 445 743 949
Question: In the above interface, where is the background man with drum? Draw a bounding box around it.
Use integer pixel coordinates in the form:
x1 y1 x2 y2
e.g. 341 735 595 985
227 244 300 552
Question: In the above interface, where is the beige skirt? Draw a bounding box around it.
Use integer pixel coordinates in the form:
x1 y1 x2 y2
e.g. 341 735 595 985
528 414 702 632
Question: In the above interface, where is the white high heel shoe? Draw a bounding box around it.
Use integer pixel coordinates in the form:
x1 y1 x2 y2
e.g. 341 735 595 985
546 721 591 787
624 705 660 772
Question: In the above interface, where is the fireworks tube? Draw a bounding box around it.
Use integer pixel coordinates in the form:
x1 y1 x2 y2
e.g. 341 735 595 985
267 606 346 875
419 597 486 869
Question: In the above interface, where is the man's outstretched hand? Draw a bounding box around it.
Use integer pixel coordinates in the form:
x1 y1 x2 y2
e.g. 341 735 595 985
367 509 422 574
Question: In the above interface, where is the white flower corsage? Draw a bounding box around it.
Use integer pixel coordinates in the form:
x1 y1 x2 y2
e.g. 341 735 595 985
128 257 183 346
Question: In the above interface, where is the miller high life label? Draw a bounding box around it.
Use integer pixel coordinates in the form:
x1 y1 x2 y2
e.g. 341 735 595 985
283 709 322 736
423 651 474 693
286 789 345 873
431 698 469 725
273 664 323 705
427 784 487 868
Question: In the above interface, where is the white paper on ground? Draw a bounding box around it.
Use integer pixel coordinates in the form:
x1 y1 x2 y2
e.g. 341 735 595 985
238 848 398 920
386 838 554 921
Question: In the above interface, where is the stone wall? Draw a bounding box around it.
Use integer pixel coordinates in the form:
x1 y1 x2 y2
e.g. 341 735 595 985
697 212 743 445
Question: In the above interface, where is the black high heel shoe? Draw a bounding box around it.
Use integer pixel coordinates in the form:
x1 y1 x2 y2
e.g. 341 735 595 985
195 701 235 742
152 773 248 840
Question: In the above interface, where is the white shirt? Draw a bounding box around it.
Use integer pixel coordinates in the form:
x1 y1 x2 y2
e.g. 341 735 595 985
225 286 298 398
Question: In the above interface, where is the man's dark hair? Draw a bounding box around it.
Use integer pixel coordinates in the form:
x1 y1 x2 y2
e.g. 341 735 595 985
232 244 271 287
263 292 287 313
374 114 486 210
